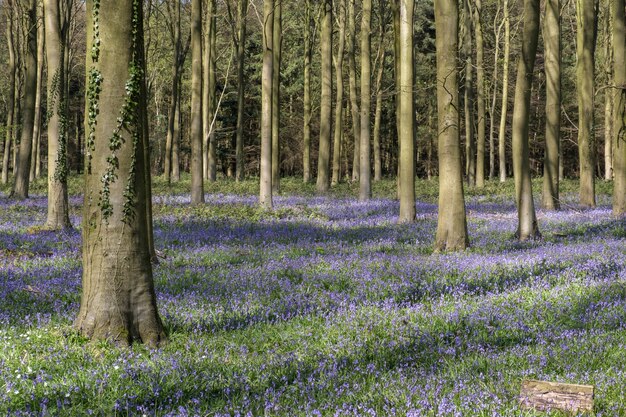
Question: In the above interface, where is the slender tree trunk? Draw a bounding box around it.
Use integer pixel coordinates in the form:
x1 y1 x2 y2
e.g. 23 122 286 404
303 0 313 183
164 0 183 183
271 1 282 192
31 3 45 183
317 0 332 193
172 89 181 181
236 0 248 182
498 0 510 182
398 0 415 223
474 0 486 188
76 0 166 347
542 0 561 210
612 0 626 215
488 4 504 180
12 0 38 199
190 0 204 204
603 7 614 181
207 0 217 181
462 0 476 187
2 2 16 185
260 0 274 208
512 0 541 240
373 47 385 181
347 0 360 181
434 0 468 251
576 0 597 208
332 0 346 186
359 0 373 200
43 0 71 229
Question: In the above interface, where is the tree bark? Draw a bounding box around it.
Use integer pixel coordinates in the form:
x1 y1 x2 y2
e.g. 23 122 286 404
260 0 274 208
512 0 541 240
76 0 166 347
612 0 626 215
474 0 486 188
190 0 204 204
317 0 332 193
30 2 45 183
542 0 561 210
462 0 476 187
44 0 71 230
398 0 415 223
498 0 510 183
203 0 217 182
332 0 346 186
359 0 372 201
12 0 38 199
236 0 248 182
303 0 313 183
434 0 468 251
2 2 16 185
576 0 597 208
347 0 360 181
271 1 282 192
603 6 614 181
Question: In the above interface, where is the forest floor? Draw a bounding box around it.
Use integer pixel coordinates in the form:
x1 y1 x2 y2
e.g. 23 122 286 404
0 175 625 416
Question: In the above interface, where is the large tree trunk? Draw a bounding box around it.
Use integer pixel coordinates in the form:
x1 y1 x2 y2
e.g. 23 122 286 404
12 0 38 199
434 0 468 251
612 0 626 215
359 0 372 201
316 0 332 193
236 0 248 182
512 0 541 240
76 0 166 347
271 1 282 192
498 0 510 183
576 0 597 208
30 3 45 183
260 0 274 208
542 0 561 210
44 0 71 230
302 0 313 183
347 0 360 181
473 0 486 188
2 2 16 185
603 6 614 181
332 0 346 186
398 0 415 223
190 0 204 204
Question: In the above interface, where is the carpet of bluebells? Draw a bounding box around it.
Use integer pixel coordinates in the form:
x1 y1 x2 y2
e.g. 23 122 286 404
1 178 625 416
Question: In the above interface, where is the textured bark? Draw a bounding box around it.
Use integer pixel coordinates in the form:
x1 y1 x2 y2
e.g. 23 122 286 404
498 0 510 183
203 0 217 182
462 0 476 187
473 0 486 188
44 0 71 230
332 0 346 186
316 0 332 193
2 2 16 185
190 0 204 204
398 0 415 223
31 3 45 183
347 0 360 181
542 0 561 210
359 0 372 201
271 1 281 192
603 7 614 181
76 0 166 347
303 0 313 183
12 0 38 199
612 0 626 215
512 0 541 240
236 0 248 182
576 0 597 208
260 0 274 208
434 0 468 251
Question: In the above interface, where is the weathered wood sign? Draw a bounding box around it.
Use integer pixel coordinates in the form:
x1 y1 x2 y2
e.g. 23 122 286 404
519 379 594 414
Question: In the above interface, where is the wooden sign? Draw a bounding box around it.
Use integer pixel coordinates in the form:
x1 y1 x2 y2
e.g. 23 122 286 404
519 379 594 414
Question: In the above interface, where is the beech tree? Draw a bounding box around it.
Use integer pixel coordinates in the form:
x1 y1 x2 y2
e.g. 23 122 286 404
76 0 166 347
498 0 510 183
260 0 274 208
302 0 313 183
347 0 360 182
2 0 17 185
203 0 217 181
613 0 626 215
190 0 204 203
272 1 282 192
434 0 468 251
316 0 332 193
359 0 372 201
473 0 486 188
332 0 346 186
462 0 476 187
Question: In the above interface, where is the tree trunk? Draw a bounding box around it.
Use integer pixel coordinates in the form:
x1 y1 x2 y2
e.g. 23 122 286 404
172 88 181 182
576 0 597 208
373 47 385 182
12 0 38 199
542 0 561 210
260 0 274 208
2 2 16 185
434 0 468 251
462 0 476 187
612 0 626 215
603 5 614 181
43 0 71 230
271 1 282 192
498 0 510 183
303 0 313 183
332 0 346 186
76 0 166 347
31 3 45 183
316 0 332 193
236 0 248 182
164 0 183 183
512 0 541 240
190 0 204 204
347 0 360 181
474 0 486 188
203 0 217 182
398 0 415 223
359 0 373 201
488 3 504 180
